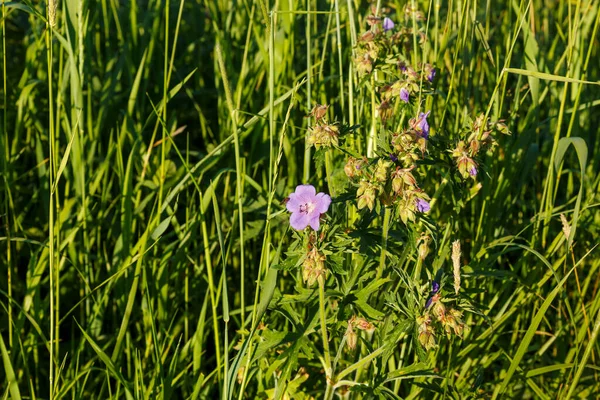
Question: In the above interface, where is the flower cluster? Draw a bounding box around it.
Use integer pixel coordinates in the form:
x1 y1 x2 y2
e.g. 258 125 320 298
307 104 339 149
302 247 327 287
451 113 510 179
417 281 465 350
346 154 431 223
379 65 435 118
344 316 375 350
354 6 431 78
334 12 440 223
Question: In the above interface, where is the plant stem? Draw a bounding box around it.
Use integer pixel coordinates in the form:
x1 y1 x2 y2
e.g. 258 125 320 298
325 149 335 196
318 274 333 397
376 207 391 280
1 0 12 348
304 0 312 182
45 4 57 397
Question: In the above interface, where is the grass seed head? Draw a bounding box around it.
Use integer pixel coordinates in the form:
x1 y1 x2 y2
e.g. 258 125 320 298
452 240 462 295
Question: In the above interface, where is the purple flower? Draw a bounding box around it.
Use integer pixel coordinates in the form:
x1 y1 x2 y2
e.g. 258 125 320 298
416 111 430 139
286 184 331 231
400 88 410 103
469 166 477 176
383 17 395 32
416 198 430 213
390 153 398 162
428 68 436 83
425 281 440 308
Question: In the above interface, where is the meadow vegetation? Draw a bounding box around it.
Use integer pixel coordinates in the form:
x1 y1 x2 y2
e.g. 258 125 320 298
1 0 600 398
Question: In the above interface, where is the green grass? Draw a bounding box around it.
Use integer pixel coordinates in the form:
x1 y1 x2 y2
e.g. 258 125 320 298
1 0 600 398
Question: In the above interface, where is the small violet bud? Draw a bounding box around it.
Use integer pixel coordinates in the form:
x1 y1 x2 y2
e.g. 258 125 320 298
416 111 430 138
428 67 436 83
416 198 431 213
425 281 440 308
400 88 410 103
383 17 395 32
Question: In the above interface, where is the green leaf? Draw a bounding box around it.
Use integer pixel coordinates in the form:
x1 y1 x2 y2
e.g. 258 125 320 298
151 217 172 241
76 321 134 400
0 334 21 400
504 68 600 86
554 137 588 247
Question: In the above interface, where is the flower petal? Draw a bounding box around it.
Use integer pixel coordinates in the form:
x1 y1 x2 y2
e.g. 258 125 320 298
416 198 431 213
290 212 310 231
294 184 316 202
400 89 410 103
314 193 332 214
383 17 395 32
309 215 321 231
286 193 302 212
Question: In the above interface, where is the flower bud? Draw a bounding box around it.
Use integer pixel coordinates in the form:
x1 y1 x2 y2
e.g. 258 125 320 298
346 328 357 350
441 312 456 336
357 181 377 211
355 53 373 75
415 198 431 213
359 30 375 43
365 15 381 26
344 157 366 180
449 308 465 337
472 113 485 132
400 88 410 103
377 100 393 123
308 123 339 149
431 295 446 320
397 198 416 224
424 64 436 83
354 317 375 332
383 17 395 32
374 159 391 182
392 176 403 195
418 328 436 350
310 104 329 121
457 156 478 180
417 315 436 350
469 139 481 155
417 233 431 260
495 121 510 135
344 157 357 179
302 248 326 287
416 314 431 328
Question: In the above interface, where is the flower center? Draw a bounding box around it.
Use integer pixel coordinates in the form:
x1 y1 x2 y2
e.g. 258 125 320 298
299 202 316 214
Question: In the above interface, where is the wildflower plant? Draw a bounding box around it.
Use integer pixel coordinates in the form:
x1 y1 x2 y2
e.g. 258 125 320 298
269 4 508 398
